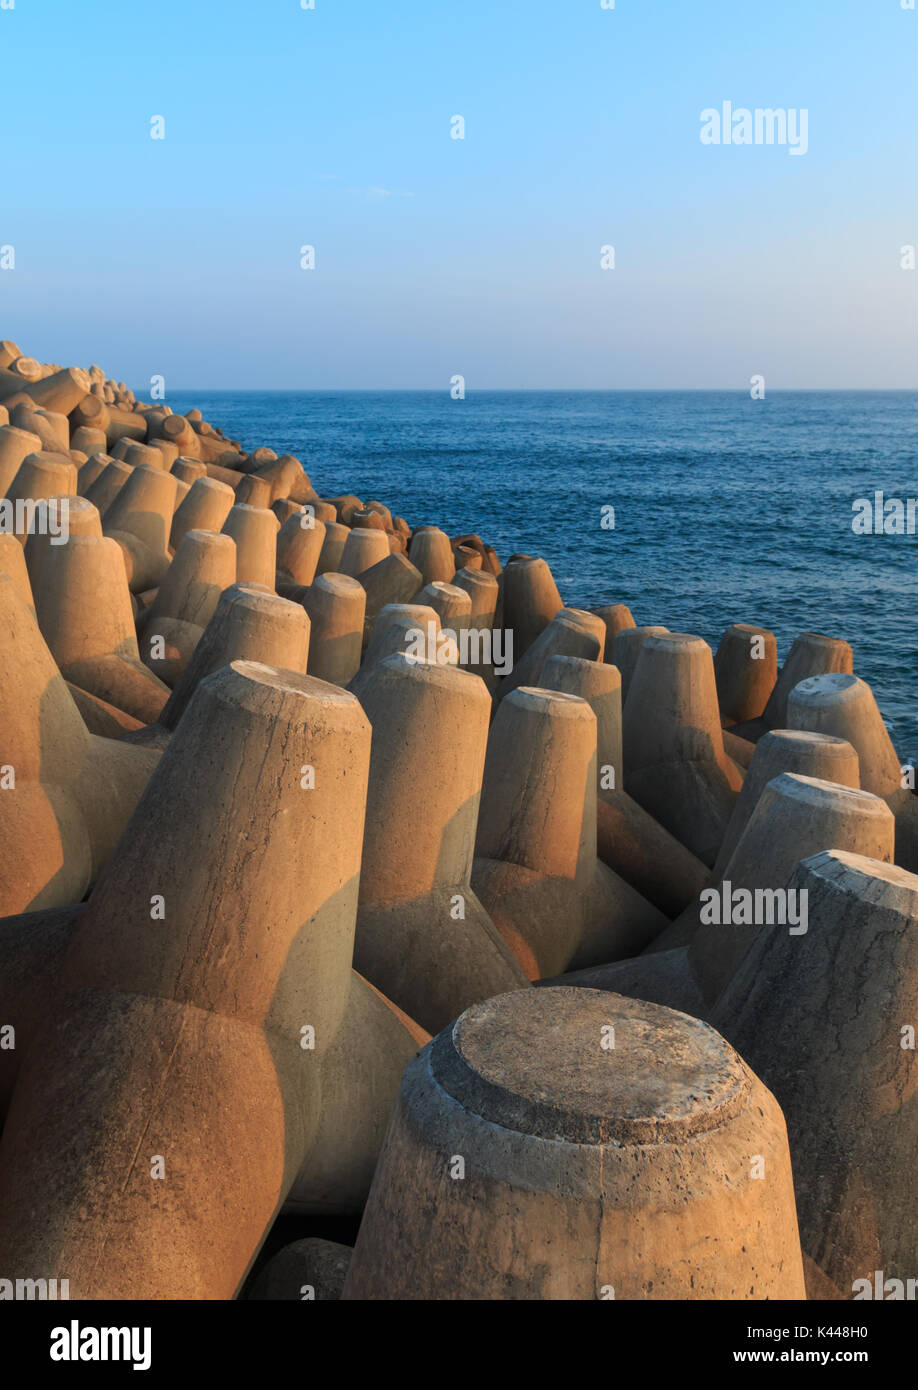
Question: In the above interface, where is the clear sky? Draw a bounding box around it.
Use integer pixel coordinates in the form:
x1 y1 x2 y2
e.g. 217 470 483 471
0 0 915 389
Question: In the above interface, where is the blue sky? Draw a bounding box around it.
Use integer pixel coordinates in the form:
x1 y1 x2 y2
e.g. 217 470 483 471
0 0 915 388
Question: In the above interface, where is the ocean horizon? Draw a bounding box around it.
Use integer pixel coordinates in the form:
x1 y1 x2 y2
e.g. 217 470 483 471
163 388 918 762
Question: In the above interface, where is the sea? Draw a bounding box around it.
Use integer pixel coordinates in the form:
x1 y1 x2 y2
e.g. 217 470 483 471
165 389 918 763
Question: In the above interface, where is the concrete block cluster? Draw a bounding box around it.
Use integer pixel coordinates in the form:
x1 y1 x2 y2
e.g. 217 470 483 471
0 341 914 1301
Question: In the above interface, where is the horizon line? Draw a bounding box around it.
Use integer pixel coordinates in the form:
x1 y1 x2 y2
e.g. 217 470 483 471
140 386 918 395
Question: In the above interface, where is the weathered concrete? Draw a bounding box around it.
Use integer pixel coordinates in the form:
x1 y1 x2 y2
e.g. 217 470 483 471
474 686 666 978
0 662 371 1298
713 623 777 726
407 526 454 586
496 607 605 704
137 529 236 684
103 463 176 591
711 850 918 1294
356 552 423 642
300 573 366 687
248 1238 353 1301
160 584 309 731
623 633 742 866
788 672 918 873
276 512 326 588
342 988 806 1299
733 632 854 741
711 729 861 882
0 576 160 915
499 556 562 657
221 503 279 589
36 533 171 724
688 773 895 1006
611 625 669 706
170 475 235 551
353 653 529 1033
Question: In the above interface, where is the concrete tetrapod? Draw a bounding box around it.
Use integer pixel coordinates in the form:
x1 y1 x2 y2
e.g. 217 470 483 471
76 452 111 495
451 565 498 627
644 727 860 958
347 602 447 701
300 574 366 687
118 441 165 473
538 651 706 920
451 566 499 681
159 583 310 733
416 580 472 637
788 672 918 873
0 576 160 915
103 463 176 591
255 454 317 506
169 475 235 551
495 607 606 706
36 533 171 724
567 772 895 1023
71 427 107 461
473 687 666 979
221 503 279 589
352 652 529 1034
316 521 349 575
500 555 562 659
0 662 373 1298
10 404 69 454
4 452 77 545
275 513 326 589
0 426 42 495
137 529 237 685
564 772 894 1019
543 653 622 794
710 728 861 883
284 970 428 1213
235 475 272 509
622 633 742 867
732 632 853 742
713 623 778 726
84 458 132 519
24 493 102 600
687 773 895 1008
341 988 806 1300
0 903 424 1223
611 625 669 706
711 850 918 1296
339 525 390 579
248 1239 353 1300
355 552 423 643
170 457 206 487
593 603 636 658
407 526 454 586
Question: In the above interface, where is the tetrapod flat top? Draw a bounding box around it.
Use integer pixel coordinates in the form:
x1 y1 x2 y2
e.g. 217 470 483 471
430 987 750 1147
